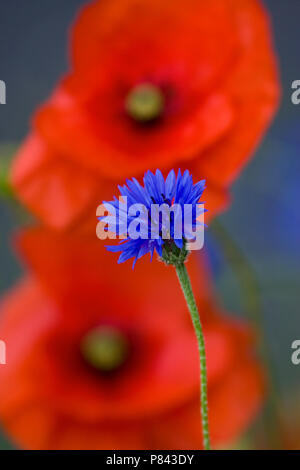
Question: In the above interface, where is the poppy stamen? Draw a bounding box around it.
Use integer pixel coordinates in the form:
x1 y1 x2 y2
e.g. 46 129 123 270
81 326 129 372
125 83 165 122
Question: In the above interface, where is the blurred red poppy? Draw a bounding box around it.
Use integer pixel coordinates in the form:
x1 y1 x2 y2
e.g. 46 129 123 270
11 132 228 229
0 229 264 449
11 0 279 229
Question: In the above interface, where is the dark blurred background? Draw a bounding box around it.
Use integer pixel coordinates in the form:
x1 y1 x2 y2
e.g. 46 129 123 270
0 0 299 449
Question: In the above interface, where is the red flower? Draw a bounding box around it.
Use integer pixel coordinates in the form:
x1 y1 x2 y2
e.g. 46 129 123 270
11 0 279 229
0 229 264 449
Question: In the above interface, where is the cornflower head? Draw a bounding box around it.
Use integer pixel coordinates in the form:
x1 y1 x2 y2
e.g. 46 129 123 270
99 168 211 449
100 169 206 268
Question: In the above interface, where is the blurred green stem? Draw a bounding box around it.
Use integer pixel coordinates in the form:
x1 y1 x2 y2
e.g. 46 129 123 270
175 262 211 450
211 219 283 449
0 162 14 199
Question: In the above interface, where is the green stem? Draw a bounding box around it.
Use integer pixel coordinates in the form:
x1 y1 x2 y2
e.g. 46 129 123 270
175 262 211 450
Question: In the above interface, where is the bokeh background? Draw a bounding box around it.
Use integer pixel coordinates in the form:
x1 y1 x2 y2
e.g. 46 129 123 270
0 0 299 449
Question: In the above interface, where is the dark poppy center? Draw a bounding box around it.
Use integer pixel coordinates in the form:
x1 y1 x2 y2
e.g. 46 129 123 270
80 326 130 372
125 83 165 122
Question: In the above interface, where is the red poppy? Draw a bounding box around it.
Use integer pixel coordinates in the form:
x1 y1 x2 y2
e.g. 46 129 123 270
11 133 106 230
11 132 228 230
0 229 264 449
11 0 279 229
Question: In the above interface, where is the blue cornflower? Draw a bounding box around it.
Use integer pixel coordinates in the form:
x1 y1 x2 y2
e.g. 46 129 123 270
100 170 212 448
100 169 206 267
